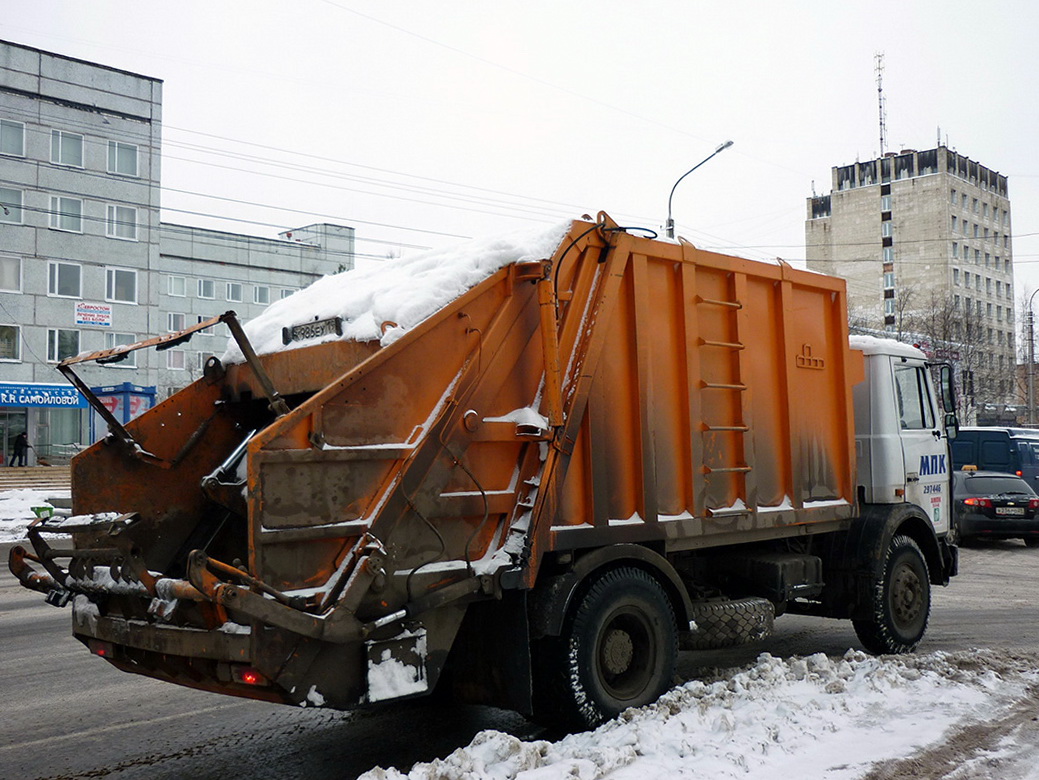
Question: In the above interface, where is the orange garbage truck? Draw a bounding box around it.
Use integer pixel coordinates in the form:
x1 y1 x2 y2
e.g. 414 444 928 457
11 213 958 730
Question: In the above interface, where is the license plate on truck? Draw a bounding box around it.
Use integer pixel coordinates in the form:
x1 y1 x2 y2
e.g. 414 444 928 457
282 316 343 345
996 506 1025 515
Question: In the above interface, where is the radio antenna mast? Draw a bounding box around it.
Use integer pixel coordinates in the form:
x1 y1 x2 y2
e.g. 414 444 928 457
875 52 887 156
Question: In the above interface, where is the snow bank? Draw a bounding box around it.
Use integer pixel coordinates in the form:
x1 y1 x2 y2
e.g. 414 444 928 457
360 650 1039 780
221 221 572 364
0 488 69 543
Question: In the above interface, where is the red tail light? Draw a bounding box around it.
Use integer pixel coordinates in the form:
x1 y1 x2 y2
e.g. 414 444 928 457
88 639 115 658
1029 499 1039 510
963 497 993 508
1017 470 1023 477
231 665 269 686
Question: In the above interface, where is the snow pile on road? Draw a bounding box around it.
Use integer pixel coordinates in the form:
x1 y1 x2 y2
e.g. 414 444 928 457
361 649 1039 780
0 488 67 543
222 220 571 363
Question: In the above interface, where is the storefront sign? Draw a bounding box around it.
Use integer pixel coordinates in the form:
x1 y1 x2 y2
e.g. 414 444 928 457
75 302 113 327
0 382 88 408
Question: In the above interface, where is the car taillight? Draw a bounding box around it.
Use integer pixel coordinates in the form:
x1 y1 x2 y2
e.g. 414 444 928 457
1029 499 1039 510
1017 470 1024 477
964 497 993 508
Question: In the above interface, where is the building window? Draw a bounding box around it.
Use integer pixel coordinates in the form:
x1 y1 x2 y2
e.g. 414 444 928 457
47 328 80 363
997 305 1003 321
49 196 83 232
226 282 243 302
198 279 215 299
48 261 82 298
983 203 989 219
106 204 137 240
972 223 979 238
0 256 20 292
0 186 22 223
882 247 894 262
961 194 968 209
881 195 892 211
952 242 958 259
964 271 971 287
986 278 992 295
106 267 137 303
168 275 186 297
107 141 138 177
253 285 270 305
167 350 186 370
883 271 895 289
884 299 895 316
195 314 212 334
951 216 958 233
954 295 961 309
280 288 296 299
0 119 25 156
985 253 990 267
972 198 979 213
984 227 989 241
950 188 957 204
50 130 84 167
881 221 892 237
168 312 186 332
953 268 960 285
0 324 20 361
104 332 137 367
974 249 981 264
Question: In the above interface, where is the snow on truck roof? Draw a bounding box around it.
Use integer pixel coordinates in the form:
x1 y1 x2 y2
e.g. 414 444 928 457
848 334 926 360
221 221 572 364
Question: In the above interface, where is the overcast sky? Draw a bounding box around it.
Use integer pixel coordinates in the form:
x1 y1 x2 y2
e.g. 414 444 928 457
5 0 1039 297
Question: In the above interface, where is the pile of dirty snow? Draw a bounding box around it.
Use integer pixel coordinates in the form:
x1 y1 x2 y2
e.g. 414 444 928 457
0 488 67 543
360 650 1039 780
221 221 571 363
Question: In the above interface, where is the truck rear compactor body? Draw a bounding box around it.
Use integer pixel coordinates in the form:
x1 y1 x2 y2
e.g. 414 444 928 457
12 214 958 730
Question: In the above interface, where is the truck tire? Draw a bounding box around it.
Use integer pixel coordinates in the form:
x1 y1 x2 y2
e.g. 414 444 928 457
853 534 930 655
536 566 677 731
681 597 775 651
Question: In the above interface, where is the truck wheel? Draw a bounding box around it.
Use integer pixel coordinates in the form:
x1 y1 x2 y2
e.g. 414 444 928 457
538 566 677 731
853 534 930 655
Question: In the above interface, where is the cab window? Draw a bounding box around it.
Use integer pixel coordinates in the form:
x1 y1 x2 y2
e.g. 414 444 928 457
894 365 934 430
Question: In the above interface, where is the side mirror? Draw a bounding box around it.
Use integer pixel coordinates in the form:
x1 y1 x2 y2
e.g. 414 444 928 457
945 412 959 440
940 365 956 413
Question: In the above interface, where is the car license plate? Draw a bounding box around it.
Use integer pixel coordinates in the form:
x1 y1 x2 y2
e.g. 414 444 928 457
996 506 1026 516
282 316 343 345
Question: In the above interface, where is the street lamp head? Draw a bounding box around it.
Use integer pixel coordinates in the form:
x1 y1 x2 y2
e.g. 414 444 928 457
666 140 735 239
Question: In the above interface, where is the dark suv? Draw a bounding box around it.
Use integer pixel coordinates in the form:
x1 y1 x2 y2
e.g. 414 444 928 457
950 427 1039 491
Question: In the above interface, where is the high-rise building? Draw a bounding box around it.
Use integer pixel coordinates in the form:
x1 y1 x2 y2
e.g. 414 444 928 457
806 146 1014 416
0 40 354 463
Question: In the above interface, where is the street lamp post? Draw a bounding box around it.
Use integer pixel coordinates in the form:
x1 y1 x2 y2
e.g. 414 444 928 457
665 140 734 239
1029 288 1039 425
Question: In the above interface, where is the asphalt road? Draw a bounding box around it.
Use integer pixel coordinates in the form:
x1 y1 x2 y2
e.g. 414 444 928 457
3 539 1038 780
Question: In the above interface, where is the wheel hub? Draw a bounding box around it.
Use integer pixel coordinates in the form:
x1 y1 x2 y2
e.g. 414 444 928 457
600 627 634 675
892 565 923 625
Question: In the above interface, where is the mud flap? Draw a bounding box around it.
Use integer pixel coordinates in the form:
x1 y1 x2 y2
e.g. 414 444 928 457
365 626 429 703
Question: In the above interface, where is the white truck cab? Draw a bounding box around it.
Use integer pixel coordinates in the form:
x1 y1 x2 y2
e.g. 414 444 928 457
851 335 958 537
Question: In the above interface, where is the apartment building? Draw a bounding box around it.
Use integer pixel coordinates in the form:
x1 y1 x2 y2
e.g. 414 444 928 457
806 146 1014 415
0 40 353 463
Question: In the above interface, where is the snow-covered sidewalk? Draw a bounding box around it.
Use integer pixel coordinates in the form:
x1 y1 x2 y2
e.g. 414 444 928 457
361 650 1039 780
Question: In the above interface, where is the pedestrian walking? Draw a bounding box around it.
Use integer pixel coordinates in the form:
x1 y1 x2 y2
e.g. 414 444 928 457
12 431 28 467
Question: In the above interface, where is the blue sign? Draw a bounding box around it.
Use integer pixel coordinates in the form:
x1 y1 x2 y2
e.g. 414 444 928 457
0 382 88 408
